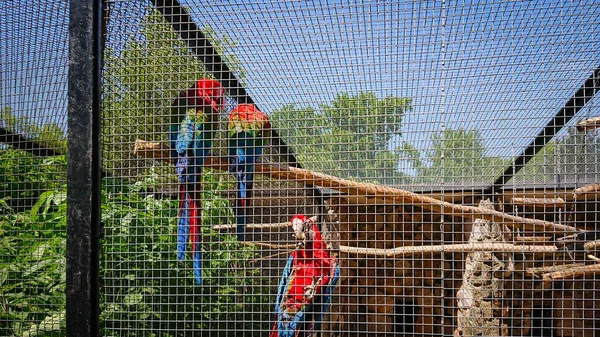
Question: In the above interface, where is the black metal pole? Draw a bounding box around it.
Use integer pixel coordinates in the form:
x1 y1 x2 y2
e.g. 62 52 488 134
484 67 600 198
66 0 102 336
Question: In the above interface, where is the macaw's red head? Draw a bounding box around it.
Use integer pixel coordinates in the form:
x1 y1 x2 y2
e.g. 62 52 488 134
184 78 225 113
290 214 324 250
228 103 271 135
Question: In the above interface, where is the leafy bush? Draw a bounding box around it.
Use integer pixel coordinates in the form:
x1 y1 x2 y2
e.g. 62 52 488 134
0 185 67 337
0 151 272 337
99 168 271 336
0 151 66 213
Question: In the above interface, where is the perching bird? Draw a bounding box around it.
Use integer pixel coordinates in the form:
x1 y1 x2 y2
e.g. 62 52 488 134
227 103 271 241
169 78 225 285
271 215 339 337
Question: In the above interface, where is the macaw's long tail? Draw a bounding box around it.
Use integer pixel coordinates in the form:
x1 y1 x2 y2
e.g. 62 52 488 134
234 166 254 241
189 193 202 285
176 184 189 261
176 184 203 285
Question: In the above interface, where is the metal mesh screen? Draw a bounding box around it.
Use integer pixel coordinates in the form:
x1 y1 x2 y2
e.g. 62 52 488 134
100 0 600 336
0 0 592 336
0 1 69 336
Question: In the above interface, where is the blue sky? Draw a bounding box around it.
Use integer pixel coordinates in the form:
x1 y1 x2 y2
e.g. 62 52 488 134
185 0 600 157
0 1 69 131
2 0 600 180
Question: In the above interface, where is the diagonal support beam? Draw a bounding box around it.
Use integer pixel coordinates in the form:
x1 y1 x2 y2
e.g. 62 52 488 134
485 67 600 197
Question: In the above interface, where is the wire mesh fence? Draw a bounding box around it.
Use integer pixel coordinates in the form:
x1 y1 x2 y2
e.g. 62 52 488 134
3 0 600 336
0 1 69 336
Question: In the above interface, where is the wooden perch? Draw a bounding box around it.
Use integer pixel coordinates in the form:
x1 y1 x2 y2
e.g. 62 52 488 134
134 139 579 234
338 243 557 258
133 139 170 160
213 221 292 231
526 262 588 277
540 263 600 284
577 116 600 131
584 240 600 253
242 241 296 249
212 216 317 231
515 236 551 243
258 164 579 234
573 183 600 200
510 197 565 208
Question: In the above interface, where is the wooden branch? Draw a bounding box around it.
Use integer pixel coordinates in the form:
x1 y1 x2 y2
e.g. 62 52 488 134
515 236 551 243
584 240 600 253
212 216 318 231
577 116 600 131
258 164 579 234
526 262 587 277
134 139 578 234
510 197 565 208
240 241 297 249
213 222 292 231
541 263 600 284
338 243 557 258
249 250 294 264
573 183 600 200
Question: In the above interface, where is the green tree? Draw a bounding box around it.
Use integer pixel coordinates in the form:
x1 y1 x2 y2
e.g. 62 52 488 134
271 92 412 184
412 129 509 185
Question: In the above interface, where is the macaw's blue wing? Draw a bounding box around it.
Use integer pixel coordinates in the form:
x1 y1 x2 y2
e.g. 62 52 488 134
310 259 340 332
229 134 263 241
271 254 303 337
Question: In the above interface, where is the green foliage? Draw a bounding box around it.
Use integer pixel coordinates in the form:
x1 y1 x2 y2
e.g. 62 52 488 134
411 129 509 185
1 106 67 153
100 168 270 336
0 185 67 337
271 92 412 184
0 150 66 212
0 148 269 336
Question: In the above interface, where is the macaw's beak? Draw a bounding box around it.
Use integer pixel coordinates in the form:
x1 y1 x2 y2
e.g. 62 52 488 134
295 231 306 248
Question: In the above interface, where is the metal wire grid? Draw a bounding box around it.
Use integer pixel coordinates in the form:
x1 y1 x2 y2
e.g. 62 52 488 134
0 0 594 336
0 1 69 336
98 0 600 336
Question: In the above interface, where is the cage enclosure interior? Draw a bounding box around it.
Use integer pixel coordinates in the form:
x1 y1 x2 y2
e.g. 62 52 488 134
2 0 600 336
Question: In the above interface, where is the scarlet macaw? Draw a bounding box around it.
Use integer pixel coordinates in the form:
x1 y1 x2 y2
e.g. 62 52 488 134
169 78 225 285
271 215 339 337
227 103 271 241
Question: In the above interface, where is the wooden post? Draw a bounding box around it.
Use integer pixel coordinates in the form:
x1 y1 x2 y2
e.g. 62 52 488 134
455 200 514 336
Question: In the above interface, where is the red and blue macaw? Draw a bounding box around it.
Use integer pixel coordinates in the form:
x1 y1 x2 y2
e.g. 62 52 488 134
169 78 225 285
227 103 271 241
271 215 340 337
